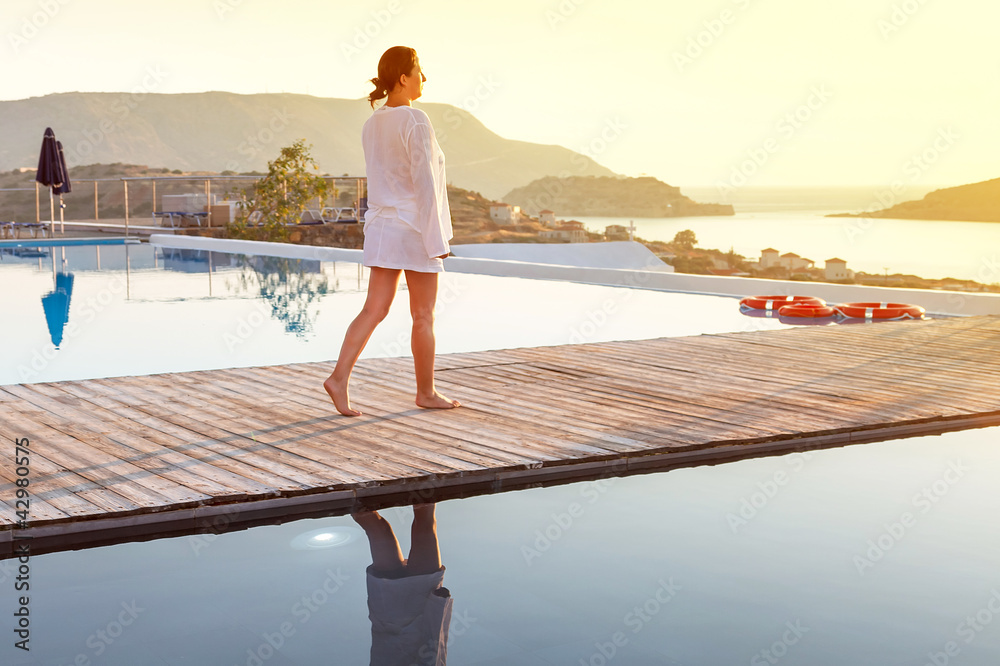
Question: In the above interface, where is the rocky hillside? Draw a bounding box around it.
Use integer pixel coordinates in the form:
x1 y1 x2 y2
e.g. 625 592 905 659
828 177 1000 222
503 175 735 217
0 92 615 200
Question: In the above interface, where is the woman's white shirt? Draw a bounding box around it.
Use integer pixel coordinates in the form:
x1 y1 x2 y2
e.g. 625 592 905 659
362 105 453 259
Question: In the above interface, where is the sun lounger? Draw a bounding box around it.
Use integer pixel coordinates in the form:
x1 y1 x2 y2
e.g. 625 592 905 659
153 212 186 228
153 211 210 228
9 222 49 238
300 209 326 225
299 207 360 225
321 206 359 223
183 212 209 226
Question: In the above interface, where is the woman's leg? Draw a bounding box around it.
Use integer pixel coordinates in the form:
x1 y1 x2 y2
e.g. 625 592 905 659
352 509 406 576
403 270 460 409
324 267 402 416
405 503 442 575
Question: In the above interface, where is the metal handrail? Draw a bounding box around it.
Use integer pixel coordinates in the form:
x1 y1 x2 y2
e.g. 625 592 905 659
116 175 367 234
13 174 367 234
119 175 264 182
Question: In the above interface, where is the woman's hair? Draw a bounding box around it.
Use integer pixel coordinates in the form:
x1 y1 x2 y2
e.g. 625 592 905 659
368 46 419 108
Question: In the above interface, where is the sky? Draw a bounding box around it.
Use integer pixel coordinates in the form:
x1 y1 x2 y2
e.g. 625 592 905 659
2 0 998 192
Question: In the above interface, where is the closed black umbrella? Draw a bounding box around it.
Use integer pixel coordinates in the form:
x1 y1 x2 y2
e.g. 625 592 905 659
55 140 71 194
35 127 68 235
55 140 72 232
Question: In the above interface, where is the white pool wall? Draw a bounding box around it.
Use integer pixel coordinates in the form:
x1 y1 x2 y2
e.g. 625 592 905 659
149 235 1000 317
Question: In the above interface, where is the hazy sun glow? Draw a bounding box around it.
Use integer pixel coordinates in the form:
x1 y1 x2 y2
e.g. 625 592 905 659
3 0 997 189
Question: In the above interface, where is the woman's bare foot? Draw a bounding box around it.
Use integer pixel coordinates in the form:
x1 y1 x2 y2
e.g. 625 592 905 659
324 375 362 416
415 391 461 410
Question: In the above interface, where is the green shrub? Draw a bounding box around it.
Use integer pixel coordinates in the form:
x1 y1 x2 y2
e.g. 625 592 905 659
226 140 331 242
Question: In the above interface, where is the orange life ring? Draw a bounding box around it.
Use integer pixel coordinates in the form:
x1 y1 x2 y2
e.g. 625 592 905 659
778 304 837 318
740 295 826 311
835 302 925 320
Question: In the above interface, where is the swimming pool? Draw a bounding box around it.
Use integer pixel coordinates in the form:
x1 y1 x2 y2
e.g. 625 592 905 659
0 242 795 386
2 425 998 665
2 242 996 665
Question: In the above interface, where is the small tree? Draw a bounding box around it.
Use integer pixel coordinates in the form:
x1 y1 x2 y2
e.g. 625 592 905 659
725 246 746 270
672 229 697 253
228 140 331 241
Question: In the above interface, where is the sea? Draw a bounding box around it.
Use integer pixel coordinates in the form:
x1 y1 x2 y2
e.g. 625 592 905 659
574 187 1000 283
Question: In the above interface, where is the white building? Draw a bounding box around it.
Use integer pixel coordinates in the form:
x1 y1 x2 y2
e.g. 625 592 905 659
604 224 630 241
490 203 521 225
780 252 814 272
825 258 852 281
760 248 781 269
538 209 556 226
540 225 587 242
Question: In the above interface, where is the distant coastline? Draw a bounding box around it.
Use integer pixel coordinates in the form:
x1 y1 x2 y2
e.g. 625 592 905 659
7 163 996 290
503 175 734 218
827 177 1000 223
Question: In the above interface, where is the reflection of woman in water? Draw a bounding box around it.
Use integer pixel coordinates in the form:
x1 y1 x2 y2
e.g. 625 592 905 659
353 504 453 665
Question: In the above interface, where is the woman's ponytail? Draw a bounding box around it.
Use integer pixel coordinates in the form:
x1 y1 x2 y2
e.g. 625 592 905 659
367 76 389 108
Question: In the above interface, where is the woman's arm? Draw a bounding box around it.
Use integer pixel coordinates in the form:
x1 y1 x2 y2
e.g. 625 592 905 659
406 121 453 259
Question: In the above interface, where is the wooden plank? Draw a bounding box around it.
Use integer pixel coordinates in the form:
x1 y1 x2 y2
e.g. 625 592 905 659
121 375 354 487
169 367 537 482
711 330 1000 383
3 314 1000 547
26 379 275 499
198 374 526 473
53 381 244 500
0 422 74 523
250 364 636 458
0 411 146 517
570 336 1000 413
508 346 927 430
221 364 608 476
73 378 286 498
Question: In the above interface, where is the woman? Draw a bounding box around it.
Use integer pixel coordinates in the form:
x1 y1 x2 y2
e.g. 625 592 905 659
324 46 460 416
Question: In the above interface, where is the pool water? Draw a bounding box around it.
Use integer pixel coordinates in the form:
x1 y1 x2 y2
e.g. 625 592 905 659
2 242 996 665
1 242 795 386
1 426 998 665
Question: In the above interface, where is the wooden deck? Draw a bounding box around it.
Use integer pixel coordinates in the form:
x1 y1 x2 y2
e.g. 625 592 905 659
3 314 1000 556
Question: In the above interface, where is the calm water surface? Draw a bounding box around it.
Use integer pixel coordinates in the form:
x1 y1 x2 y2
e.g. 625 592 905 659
1 242 996 665
2 426 998 665
0 242 795 385
577 211 1000 282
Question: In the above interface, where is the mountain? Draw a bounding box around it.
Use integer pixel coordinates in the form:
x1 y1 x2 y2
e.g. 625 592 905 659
828 177 1000 222
503 175 735 217
0 92 616 199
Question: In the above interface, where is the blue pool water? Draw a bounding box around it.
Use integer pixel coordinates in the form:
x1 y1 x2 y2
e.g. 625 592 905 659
1 242 997 665
2 426 999 665
0 242 795 386
0 236 139 248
